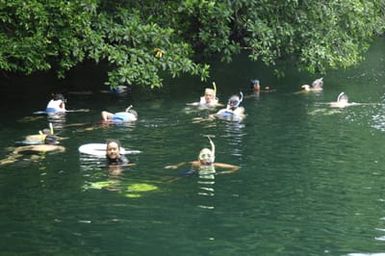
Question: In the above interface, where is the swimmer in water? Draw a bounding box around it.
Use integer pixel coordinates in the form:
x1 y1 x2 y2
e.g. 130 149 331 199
250 79 274 93
106 139 130 165
0 135 65 166
329 92 351 108
22 123 55 145
46 93 67 114
105 139 134 175
212 92 246 121
300 77 324 92
165 136 239 175
187 82 223 108
101 105 138 123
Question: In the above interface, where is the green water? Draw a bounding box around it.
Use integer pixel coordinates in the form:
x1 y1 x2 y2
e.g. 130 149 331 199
1 38 385 256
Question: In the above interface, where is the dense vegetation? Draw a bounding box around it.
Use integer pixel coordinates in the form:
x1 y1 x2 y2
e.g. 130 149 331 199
0 0 384 88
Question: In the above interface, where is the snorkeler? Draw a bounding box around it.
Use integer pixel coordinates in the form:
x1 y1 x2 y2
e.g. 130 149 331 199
250 79 274 93
300 77 324 92
101 105 138 123
46 93 67 113
213 92 246 122
0 135 65 166
165 136 239 175
20 123 56 145
329 92 350 108
187 82 222 107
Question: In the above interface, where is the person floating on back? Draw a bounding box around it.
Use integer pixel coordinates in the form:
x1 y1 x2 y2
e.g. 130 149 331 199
22 123 55 145
101 105 138 123
0 135 65 166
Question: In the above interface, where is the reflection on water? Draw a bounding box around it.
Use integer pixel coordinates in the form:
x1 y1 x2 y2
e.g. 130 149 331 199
371 96 385 132
197 166 216 210
222 121 245 157
47 113 66 131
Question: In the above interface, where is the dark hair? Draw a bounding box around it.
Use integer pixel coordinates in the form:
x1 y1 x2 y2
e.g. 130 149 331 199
250 79 260 86
52 93 66 101
44 135 58 145
106 139 121 149
250 79 260 89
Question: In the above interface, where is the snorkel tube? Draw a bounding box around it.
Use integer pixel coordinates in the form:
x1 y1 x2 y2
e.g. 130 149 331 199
49 123 54 135
212 82 217 98
239 91 244 104
125 105 133 112
207 135 215 163
337 92 347 102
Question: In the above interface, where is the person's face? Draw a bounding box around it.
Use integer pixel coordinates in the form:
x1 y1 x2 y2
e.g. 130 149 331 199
204 92 214 103
106 142 120 160
199 149 213 165
253 83 260 91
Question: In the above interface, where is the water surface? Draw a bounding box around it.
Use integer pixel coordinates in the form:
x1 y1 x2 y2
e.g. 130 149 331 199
0 38 385 256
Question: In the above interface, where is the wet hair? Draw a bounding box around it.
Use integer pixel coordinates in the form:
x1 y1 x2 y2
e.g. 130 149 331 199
106 139 121 149
44 135 58 145
250 79 260 86
52 93 66 102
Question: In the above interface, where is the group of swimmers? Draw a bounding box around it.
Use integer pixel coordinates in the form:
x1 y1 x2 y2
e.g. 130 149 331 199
2 77 355 174
297 77 354 108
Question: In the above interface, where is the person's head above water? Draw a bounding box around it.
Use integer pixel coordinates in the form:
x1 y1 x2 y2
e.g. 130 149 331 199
198 136 215 165
337 92 348 103
250 79 260 91
204 88 216 103
227 92 243 110
44 135 58 145
198 148 214 165
52 93 66 102
106 139 121 161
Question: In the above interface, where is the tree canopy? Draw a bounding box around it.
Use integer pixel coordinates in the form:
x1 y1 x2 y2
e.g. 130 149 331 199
0 0 384 88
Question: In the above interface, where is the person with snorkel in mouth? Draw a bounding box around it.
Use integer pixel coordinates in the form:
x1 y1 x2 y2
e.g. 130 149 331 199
165 136 240 176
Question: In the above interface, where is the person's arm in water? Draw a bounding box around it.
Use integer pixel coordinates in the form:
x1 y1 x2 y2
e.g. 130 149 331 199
213 162 240 173
101 111 114 121
165 161 198 170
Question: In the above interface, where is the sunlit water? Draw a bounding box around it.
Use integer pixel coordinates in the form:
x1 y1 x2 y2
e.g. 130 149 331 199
0 38 385 256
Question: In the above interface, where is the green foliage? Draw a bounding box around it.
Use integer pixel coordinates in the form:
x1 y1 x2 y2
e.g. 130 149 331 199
0 0 384 88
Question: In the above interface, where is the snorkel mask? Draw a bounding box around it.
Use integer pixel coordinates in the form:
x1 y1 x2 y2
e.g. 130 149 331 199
198 136 215 165
227 92 243 110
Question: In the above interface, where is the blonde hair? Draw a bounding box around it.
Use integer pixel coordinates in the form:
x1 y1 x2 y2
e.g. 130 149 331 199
205 88 215 97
